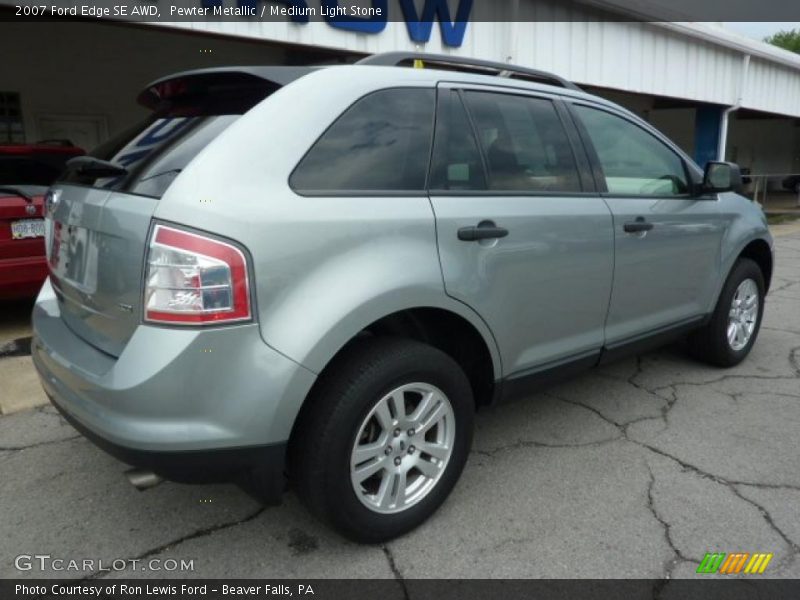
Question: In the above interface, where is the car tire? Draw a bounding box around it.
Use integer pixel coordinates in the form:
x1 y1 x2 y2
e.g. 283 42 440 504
288 336 474 543
688 258 765 367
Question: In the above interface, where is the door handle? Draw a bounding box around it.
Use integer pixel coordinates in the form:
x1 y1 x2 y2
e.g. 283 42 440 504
458 221 509 242
623 217 654 234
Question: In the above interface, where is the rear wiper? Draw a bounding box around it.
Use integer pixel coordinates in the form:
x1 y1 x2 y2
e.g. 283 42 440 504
0 186 34 202
65 156 128 178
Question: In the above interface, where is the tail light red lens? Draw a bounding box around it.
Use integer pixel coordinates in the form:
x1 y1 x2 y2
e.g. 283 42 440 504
144 224 251 325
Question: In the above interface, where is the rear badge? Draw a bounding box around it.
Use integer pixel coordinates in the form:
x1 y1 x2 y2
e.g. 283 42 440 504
25 204 36 216
117 303 133 313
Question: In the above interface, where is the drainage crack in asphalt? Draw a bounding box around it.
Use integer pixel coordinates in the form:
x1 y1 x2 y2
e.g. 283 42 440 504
595 359 686 412
546 391 800 564
628 354 646 387
640 440 800 554
610 349 800 392
738 391 800 401
551 393 666 436
728 480 800 493
82 507 268 580
470 435 622 459
638 442 800 566
381 545 410 600
0 434 82 452
653 385 679 430
645 466 699 581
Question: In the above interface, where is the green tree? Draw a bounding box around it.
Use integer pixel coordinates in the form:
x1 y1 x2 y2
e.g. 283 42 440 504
764 29 800 54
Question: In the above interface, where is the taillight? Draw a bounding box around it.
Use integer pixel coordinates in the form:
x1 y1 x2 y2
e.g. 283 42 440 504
144 224 251 325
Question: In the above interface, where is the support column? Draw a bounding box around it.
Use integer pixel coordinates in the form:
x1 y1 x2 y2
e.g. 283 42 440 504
694 106 724 167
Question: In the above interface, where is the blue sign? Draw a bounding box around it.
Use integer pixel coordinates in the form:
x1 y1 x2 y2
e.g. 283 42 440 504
202 0 473 47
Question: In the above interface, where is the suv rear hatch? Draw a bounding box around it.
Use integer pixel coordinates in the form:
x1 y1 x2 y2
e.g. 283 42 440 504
47 68 312 357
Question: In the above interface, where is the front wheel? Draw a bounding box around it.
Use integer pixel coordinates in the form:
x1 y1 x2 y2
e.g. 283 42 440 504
688 258 765 367
289 337 474 543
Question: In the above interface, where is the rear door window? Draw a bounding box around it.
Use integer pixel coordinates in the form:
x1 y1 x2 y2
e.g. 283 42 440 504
290 88 435 193
463 91 582 193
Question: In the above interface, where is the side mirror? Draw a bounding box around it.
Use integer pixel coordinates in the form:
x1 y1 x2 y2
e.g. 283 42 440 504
702 161 743 194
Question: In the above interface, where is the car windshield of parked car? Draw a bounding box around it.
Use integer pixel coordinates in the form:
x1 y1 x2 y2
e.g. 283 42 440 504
0 157 61 186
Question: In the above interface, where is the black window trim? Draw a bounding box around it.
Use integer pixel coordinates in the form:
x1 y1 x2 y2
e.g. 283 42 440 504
289 86 438 198
564 99 702 201
423 87 488 195
428 82 599 198
456 88 491 190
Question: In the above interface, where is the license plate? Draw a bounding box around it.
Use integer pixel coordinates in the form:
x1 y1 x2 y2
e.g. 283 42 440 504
11 219 45 239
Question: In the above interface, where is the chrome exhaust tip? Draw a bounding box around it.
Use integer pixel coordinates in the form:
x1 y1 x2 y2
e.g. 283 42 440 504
125 468 163 491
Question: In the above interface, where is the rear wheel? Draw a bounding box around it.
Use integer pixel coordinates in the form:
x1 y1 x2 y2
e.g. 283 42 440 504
688 258 765 367
289 337 474 543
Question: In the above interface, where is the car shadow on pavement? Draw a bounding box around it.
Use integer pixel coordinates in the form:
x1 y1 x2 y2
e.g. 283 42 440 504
0 298 34 346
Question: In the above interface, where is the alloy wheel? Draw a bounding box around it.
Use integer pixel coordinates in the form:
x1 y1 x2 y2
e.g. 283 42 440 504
350 383 456 514
727 278 759 351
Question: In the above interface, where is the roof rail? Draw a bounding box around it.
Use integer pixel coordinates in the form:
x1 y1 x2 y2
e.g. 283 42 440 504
356 52 581 91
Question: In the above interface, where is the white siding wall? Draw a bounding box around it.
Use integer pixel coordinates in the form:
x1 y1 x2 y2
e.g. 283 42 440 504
745 58 800 117
153 11 800 117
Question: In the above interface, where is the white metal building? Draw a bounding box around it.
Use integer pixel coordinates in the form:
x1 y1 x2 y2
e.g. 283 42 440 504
4 1 800 184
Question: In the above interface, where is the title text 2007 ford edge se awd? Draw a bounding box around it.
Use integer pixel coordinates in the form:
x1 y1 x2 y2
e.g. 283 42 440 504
32 53 773 542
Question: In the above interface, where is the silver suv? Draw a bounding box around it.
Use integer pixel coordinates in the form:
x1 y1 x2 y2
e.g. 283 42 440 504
32 53 773 542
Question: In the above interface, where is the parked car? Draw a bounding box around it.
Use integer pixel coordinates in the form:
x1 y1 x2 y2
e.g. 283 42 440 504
32 53 773 543
0 141 84 299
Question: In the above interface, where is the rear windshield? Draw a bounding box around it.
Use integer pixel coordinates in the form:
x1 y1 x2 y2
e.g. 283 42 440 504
58 74 277 198
0 157 62 186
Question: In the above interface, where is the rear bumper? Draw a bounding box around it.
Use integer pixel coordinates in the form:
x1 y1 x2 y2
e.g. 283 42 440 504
51 396 286 491
32 278 316 487
0 255 47 299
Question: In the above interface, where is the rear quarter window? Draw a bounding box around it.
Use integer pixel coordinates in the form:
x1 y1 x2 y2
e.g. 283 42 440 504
290 88 436 194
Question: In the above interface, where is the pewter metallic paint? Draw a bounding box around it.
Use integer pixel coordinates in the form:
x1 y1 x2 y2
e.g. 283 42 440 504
32 65 772 457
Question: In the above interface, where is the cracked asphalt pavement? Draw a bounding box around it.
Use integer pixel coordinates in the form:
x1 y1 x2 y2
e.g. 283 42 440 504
1 229 799 581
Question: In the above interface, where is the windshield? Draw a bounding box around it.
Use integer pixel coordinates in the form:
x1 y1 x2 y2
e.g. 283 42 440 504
0 157 62 186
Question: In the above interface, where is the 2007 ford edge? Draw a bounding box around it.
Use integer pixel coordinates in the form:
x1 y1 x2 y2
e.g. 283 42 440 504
32 53 773 542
